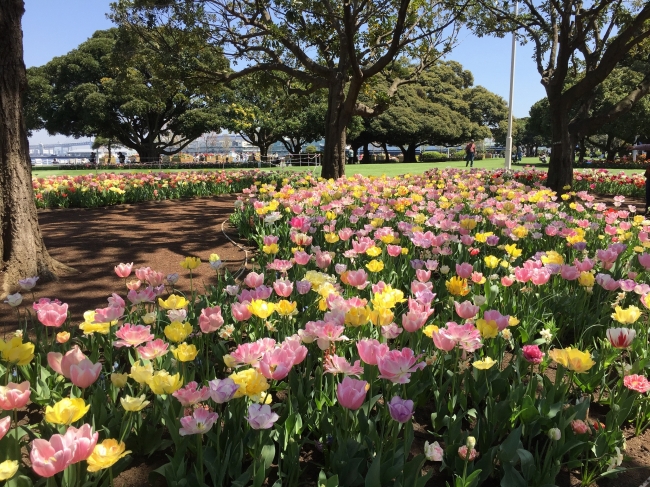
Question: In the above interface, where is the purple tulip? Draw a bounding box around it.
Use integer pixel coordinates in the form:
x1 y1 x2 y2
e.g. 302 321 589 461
388 396 414 423
246 404 279 430
208 378 239 404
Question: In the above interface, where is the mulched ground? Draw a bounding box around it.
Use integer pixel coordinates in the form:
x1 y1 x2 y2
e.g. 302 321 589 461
0 195 250 330
1 193 649 486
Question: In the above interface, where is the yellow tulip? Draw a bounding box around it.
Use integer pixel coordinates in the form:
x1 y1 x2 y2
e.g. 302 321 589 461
472 357 497 370
110 373 129 388
371 286 405 309
541 251 564 265
577 271 595 287
158 294 189 310
476 319 498 339
262 243 279 254
86 439 131 472
129 361 154 385
460 218 477 231
611 305 642 325
120 394 150 412
0 460 18 481
141 312 156 325
422 324 439 338
45 398 90 425
369 308 394 327
365 259 384 273
171 343 198 362
474 232 493 243
275 300 297 316
164 321 193 343
445 277 470 297
504 244 522 258
0 336 34 365
512 226 528 238
248 300 275 319
365 246 383 257
345 306 371 327
483 255 500 269
180 256 201 270
229 369 269 402
147 371 183 395
548 348 595 373
324 233 340 243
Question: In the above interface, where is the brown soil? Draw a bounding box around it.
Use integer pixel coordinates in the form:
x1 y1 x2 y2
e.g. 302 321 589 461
0 195 251 329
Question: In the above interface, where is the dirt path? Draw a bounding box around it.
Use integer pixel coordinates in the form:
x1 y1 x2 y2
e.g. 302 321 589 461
0 195 249 329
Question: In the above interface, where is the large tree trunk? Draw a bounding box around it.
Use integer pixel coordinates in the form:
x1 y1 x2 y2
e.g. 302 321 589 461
322 78 350 179
137 148 161 163
382 143 390 163
546 100 574 192
404 144 417 162
363 143 370 163
0 0 69 298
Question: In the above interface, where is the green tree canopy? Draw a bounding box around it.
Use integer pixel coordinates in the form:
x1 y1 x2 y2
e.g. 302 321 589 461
27 28 228 160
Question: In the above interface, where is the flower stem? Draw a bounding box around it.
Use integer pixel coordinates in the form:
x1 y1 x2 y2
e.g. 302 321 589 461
197 434 204 484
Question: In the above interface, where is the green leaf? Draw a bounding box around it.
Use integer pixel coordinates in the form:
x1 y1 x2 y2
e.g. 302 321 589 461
365 453 381 487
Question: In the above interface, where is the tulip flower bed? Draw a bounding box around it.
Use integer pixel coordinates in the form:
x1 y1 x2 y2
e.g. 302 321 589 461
506 167 646 198
2 168 650 487
31 170 283 209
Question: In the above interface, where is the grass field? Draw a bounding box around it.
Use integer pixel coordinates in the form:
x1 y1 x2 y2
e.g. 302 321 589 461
31 157 645 178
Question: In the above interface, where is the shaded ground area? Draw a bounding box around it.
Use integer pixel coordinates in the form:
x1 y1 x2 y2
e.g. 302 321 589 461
0 195 249 330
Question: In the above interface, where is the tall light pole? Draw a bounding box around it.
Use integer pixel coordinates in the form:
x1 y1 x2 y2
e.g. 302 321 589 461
504 0 518 170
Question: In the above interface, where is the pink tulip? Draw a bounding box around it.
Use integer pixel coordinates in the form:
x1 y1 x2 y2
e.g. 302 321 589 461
574 257 595 272
30 435 74 477
114 262 133 278
377 348 426 384
281 335 308 365
273 279 294 297
126 279 142 291
530 268 551 286
93 305 123 323
596 273 620 291
114 324 154 348
386 245 402 257
0 381 31 410
416 269 431 282
199 306 224 333
401 310 429 333
455 301 479 319
37 302 68 327
324 355 364 377
607 327 636 349
432 328 456 351
135 266 152 281
259 348 296 380
232 301 253 321
244 272 264 288
70 359 102 389
172 381 211 407
336 377 368 410
137 339 169 360
147 271 165 287
0 416 10 440
456 263 474 279
639 253 650 270
381 323 403 339
107 293 126 308
246 404 279 429
127 287 156 304
293 251 312 265
522 345 545 364
179 408 218 436
64 424 98 463
356 339 389 365
560 265 580 280
227 338 277 368
501 276 515 287
514 267 532 283
346 269 369 289
48 345 88 378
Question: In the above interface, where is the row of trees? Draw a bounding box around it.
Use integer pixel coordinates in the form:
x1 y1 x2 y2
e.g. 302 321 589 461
26 29 508 161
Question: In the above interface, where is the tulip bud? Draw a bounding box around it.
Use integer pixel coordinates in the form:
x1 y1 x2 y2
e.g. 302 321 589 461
548 428 561 441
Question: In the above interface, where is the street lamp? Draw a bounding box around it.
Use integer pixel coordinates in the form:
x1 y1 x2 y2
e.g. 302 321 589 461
504 1 519 171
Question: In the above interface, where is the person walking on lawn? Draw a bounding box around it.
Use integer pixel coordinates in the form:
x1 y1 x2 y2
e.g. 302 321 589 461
465 139 476 167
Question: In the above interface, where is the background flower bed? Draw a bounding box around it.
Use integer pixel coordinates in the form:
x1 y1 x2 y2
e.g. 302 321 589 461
2 168 650 486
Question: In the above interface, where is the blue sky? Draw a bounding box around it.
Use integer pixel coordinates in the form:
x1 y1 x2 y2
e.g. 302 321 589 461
24 0 546 144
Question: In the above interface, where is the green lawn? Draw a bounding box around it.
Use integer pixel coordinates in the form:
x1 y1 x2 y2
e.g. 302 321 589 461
31 157 645 178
